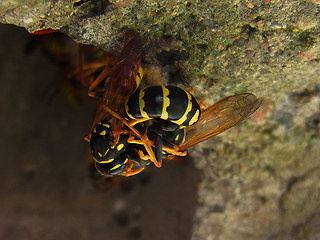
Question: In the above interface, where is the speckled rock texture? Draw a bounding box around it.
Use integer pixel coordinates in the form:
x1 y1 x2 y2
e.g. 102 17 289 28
1 1 319 240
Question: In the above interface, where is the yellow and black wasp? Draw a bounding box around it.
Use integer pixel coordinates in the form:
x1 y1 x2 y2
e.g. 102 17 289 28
124 86 262 162
85 34 262 177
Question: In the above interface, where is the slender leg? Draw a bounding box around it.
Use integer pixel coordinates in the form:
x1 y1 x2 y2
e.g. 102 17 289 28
70 46 110 87
128 118 151 127
128 136 187 157
84 133 91 142
162 145 187 156
88 67 111 97
127 136 145 145
135 149 151 161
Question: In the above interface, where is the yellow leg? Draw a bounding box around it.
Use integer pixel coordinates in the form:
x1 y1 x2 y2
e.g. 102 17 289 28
136 149 151 161
83 133 91 142
128 118 151 127
127 136 145 145
87 54 117 97
162 145 187 156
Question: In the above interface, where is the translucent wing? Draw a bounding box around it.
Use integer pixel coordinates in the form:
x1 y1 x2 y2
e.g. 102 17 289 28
90 35 143 131
179 93 262 151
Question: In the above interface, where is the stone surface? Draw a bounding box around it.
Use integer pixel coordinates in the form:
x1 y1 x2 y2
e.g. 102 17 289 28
1 1 320 240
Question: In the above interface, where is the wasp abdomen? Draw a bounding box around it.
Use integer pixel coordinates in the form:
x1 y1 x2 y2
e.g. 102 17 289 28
126 85 201 126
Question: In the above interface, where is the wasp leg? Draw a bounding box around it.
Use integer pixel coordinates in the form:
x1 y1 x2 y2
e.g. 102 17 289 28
70 46 112 87
113 129 132 136
127 136 144 145
120 160 145 177
148 124 163 164
135 149 151 161
84 133 91 142
71 61 108 81
162 145 187 156
127 136 163 162
100 104 161 168
136 133 161 167
128 135 185 162
128 118 151 127
88 67 111 98
153 132 163 163
87 55 117 97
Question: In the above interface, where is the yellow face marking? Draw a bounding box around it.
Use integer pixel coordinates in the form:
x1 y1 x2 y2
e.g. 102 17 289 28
124 158 128 164
117 143 124 151
102 123 110 128
99 158 114 164
99 130 106 136
161 85 170 120
171 91 192 125
93 128 97 133
139 90 149 118
110 164 122 171
98 152 102 157
189 109 200 125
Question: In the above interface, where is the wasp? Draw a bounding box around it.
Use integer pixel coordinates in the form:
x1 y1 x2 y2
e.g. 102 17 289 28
86 35 262 177
124 86 262 164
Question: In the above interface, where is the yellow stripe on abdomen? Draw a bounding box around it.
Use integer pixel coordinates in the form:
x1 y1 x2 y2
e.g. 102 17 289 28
171 91 192 125
139 90 149 118
189 109 200 125
161 85 170 120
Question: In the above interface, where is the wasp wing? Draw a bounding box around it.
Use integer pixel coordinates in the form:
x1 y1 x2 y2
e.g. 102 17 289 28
179 93 262 151
90 35 143 131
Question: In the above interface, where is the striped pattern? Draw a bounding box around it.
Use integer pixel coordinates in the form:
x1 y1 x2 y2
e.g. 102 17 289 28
126 85 201 126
